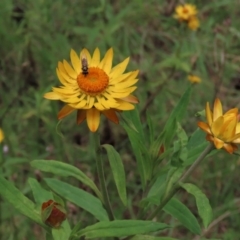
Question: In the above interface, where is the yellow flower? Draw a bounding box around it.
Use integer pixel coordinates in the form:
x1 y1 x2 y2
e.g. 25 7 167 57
198 98 240 154
0 128 4 143
188 16 200 30
188 74 201 84
44 48 139 132
174 4 197 21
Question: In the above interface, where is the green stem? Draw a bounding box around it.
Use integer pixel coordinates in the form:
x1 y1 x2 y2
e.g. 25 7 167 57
92 132 115 221
147 143 214 220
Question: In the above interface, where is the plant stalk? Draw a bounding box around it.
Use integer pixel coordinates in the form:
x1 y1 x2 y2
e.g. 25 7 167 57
147 143 214 220
92 132 115 221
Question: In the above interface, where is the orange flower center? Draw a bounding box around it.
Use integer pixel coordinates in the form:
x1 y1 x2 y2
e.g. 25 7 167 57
77 67 109 95
182 7 189 14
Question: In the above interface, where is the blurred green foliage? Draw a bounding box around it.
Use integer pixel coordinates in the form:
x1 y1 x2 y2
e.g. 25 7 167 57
1 0 240 239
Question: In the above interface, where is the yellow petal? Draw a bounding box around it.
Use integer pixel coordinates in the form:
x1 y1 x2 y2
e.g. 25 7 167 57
236 122 240 134
63 60 78 79
231 133 240 143
90 48 100 67
109 57 129 79
211 116 224 137
58 61 68 75
86 108 100 132
70 99 87 108
213 98 223 121
110 72 133 84
59 70 77 84
213 137 224 149
113 78 138 89
53 87 78 95
225 108 238 115
115 101 135 110
56 68 68 85
197 122 211 134
220 114 237 140
70 49 81 74
0 128 4 143
77 110 86 124
98 48 113 75
205 102 213 126
102 109 119 124
58 105 75 119
44 92 61 100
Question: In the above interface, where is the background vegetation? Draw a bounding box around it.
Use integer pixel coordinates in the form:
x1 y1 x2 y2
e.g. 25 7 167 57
1 0 240 239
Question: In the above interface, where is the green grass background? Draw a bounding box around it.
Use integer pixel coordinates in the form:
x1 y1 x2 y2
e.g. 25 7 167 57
1 0 240 239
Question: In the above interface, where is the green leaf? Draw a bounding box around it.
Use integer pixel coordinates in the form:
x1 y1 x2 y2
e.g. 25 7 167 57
164 198 201 235
44 178 108 221
75 220 169 238
102 144 127 206
180 183 213 228
31 160 102 201
0 176 47 229
162 167 184 201
122 123 150 188
164 86 192 132
52 220 71 240
28 177 53 205
131 236 178 240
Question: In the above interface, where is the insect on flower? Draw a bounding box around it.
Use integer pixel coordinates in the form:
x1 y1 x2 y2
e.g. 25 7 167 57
81 53 88 76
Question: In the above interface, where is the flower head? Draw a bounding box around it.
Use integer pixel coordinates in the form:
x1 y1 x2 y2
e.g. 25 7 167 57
174 4 197 21
41 200 66 228
198 98 240 154
188 16 200 30
174 3 200 31
0 128 4 143
188 74 201 84
44 48 139 132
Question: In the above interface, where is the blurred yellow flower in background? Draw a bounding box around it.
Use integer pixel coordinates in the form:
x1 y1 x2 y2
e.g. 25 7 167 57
198 98 240 154
174 3 200 31
175 4 197 21
0 128 4 143
188 74 201 84
188 16 200 30
44 48 139 132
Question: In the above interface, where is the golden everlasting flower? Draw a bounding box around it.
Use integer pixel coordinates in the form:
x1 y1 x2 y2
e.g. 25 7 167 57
174 4 197 21
198 98 240 154
0 128 4 143
188 16 200 30
44 48 139 132
188 74 201 84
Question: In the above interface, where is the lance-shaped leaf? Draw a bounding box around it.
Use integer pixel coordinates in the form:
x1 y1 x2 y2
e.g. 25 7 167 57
164 197 201 235
180 183 213 228
102 144 127 206
0 176 47 229
31 160 102 201
44 178 108 221
75 220 169 239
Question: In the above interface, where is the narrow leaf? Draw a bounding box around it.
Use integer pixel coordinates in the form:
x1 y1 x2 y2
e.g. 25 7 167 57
102 144 127 206
52 220 71 240
76 220 169 239
28 178 53 205
44 178 108 221
164 198 201 235
31 160 102 201
0 176 46 229
180 183 213 228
